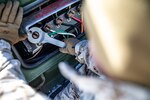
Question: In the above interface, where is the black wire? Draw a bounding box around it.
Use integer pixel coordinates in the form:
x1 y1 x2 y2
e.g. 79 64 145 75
61 23 75 27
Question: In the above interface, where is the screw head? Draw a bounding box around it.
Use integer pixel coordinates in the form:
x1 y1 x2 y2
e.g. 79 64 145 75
32 31 39 39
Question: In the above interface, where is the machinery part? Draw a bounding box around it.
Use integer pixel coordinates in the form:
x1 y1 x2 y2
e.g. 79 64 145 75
22 0 80 32
27 27 66 48
13 0 83 68
9 0 85 99
54 17 64 26
35 74 46 90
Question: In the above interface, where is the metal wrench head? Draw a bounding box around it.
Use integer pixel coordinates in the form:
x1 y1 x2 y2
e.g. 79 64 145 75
27 27 44 44
27 27 66 48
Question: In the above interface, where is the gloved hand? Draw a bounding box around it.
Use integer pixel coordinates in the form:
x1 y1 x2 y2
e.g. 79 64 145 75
0 1 26 44
59 38 80 55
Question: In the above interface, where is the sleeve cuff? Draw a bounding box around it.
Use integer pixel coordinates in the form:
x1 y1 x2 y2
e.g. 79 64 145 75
0 39 11 50
75 40 88 55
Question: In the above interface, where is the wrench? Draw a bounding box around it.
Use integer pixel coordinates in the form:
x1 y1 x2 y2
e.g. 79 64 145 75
27 27 66 48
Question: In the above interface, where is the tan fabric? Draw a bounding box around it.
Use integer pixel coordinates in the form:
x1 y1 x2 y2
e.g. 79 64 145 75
0 1 26 44
59 38 80 55
83 0 150 86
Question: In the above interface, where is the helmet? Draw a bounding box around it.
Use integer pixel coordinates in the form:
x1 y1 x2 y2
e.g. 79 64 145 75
83 0 150 86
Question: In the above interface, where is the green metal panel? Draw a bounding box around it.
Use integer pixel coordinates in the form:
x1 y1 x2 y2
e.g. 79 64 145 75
0 0 36 6
21 35 86 83
21 53 78 82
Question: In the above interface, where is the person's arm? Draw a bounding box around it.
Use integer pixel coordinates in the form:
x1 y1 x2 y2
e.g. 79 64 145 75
75 40 102 76
58 62 150 100
0 0 27 81
0 1 48 99
59 38 103 76
0 39 48 100
0 39 26 81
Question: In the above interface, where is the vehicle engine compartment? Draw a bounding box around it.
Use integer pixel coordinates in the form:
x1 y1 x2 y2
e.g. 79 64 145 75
13 0 83 69
4 0 85 98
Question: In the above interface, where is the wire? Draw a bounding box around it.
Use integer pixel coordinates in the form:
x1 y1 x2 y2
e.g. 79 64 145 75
74 27 79 35
49 30 76 37
70 15 84 33
71 16 83 24
26 45 43 61
35 74 46 90
62 23 75 27
57 32 76 37
48 31 58 36
61 22 80 35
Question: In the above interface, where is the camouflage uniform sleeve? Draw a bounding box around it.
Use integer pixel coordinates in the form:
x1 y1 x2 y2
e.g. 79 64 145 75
75 40 103 76
0 39 26 81
57 62 150 100
0 39 48 100
54 40 105 100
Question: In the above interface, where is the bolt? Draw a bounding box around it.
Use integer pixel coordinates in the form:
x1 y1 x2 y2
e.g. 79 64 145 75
32 31 39 39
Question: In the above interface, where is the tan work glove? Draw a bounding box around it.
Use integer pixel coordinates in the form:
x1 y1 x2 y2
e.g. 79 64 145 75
59 38 80 55
0 1 26 44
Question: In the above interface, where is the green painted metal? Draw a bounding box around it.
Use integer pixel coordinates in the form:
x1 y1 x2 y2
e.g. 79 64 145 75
22 35 86 83
0 0 85 95
21 53 77 82
0 0 36 6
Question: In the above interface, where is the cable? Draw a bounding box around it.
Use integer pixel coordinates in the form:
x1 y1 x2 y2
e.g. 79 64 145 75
57 32 76 37
74 27 79 35
71 16 83 24
62 23 75 27
26 45 43 61
35 74 46 90
49 30 76 37
48 31 58 36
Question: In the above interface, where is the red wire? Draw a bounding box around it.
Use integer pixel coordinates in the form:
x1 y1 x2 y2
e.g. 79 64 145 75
71 16 83 24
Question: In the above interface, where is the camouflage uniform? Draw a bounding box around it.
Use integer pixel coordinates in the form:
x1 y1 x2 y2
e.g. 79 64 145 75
54 40 150 100
0 39 48 100
0 38 150 100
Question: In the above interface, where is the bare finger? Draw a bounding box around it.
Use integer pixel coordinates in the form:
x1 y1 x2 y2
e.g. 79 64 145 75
8 1 19 23
14 7 23 26
0 3 5 18
1 1 12 22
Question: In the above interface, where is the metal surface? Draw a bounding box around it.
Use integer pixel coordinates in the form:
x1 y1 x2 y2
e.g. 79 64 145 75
8 0 84 97
23 0 49 14
0 0 35 6
27 27 66 48
22 0 80 33
12 0 82 69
